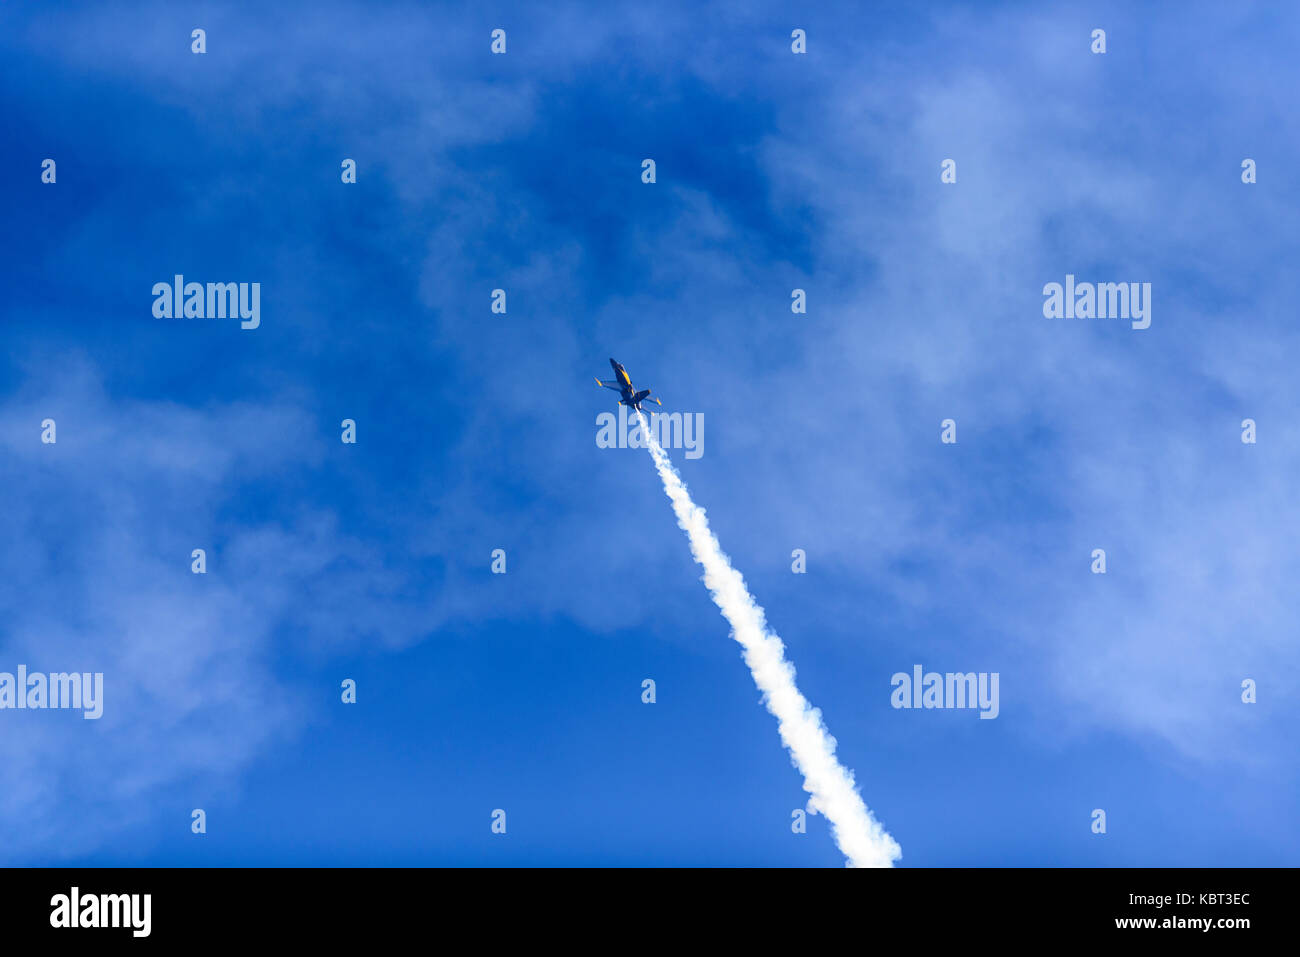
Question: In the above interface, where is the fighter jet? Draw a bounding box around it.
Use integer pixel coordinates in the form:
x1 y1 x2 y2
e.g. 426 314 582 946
595 358 662 412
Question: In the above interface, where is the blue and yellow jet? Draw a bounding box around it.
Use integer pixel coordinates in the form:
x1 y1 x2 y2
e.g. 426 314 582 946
595 358 662 412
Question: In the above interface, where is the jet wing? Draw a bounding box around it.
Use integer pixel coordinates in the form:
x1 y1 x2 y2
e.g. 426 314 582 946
595 378 623 391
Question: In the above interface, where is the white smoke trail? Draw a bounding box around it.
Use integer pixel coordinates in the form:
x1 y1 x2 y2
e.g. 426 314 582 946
636 411 901 867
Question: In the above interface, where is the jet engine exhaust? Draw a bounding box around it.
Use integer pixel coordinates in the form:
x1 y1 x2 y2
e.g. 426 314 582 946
633 410 901 868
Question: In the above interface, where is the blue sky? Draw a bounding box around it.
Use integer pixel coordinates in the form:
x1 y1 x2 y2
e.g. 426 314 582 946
1 0 1297 866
